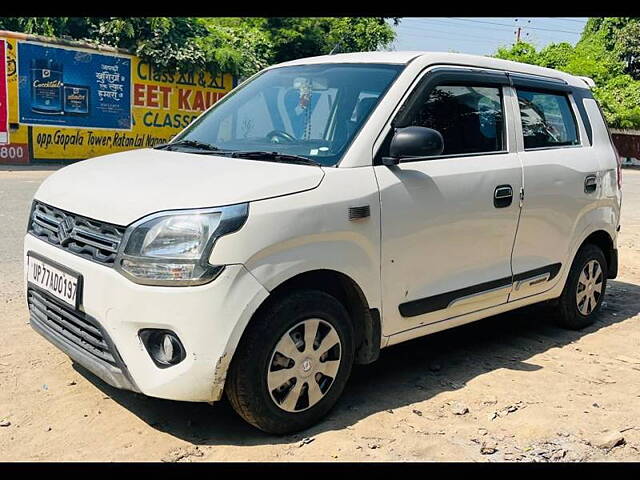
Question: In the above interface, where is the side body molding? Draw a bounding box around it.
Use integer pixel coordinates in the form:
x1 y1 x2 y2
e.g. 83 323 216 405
399 263 561 318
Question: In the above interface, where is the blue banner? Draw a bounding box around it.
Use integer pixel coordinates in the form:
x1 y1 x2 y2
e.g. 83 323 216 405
18 42 131 129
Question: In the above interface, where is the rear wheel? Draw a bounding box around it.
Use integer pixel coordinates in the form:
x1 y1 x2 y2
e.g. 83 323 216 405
556 243 607 330
226 289 354 434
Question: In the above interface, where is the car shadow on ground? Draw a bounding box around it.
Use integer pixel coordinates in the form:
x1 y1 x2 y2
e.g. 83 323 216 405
75 279 640 447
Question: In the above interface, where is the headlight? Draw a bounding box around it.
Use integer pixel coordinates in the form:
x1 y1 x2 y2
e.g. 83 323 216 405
115 203 248 286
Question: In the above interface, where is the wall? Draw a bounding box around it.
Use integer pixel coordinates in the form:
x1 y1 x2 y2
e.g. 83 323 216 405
611 128 640 167
0 31 235 164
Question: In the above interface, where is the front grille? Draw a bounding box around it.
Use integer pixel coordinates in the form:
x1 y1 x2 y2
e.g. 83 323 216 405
28 288 119 367
28 201 125 266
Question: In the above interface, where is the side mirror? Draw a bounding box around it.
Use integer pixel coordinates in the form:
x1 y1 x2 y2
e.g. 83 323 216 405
382 126 444 165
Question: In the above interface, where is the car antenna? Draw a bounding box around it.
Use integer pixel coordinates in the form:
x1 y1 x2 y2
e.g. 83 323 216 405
329 41 343 55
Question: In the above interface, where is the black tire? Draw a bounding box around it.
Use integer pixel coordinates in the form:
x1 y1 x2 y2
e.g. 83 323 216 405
225 289 355 434
556 243 608 330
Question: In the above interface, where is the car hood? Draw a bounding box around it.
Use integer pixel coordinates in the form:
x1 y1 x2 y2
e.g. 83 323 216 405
35 148 325 226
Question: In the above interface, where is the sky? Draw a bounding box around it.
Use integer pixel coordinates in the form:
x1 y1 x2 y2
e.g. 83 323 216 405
391 17 589 56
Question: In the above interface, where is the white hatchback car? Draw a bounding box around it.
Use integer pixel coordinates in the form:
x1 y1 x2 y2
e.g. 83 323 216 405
25 52 622 434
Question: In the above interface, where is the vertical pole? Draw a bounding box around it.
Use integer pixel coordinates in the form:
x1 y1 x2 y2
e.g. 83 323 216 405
27 125 34 164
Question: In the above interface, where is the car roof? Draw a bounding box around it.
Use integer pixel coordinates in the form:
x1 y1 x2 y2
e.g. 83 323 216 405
274 51 591 89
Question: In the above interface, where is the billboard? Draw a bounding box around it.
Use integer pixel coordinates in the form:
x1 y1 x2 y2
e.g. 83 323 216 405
0 32 234 164
0 39 7 144
30 57 232 161
18 42 132 130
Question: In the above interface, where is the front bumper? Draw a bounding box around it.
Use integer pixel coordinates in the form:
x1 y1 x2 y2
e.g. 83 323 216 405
24 233 270 402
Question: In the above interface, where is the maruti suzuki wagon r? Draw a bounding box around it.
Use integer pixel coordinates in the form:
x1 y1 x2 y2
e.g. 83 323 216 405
25 52 622 434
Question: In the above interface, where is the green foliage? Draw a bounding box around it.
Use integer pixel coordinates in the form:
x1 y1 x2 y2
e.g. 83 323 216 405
0 17 74 37
323 18 396 55
595 75 640 128
537 42 574 70
612 20 640 79
494 41 540 65
0 17 212 72
213 17 396 67
492 18 640 128
0 17 397 77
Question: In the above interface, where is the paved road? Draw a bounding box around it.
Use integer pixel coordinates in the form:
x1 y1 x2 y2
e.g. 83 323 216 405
1 165 640 461
0 167 60 303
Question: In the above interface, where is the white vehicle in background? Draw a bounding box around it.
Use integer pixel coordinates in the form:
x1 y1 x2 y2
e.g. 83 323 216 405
25 52 621 434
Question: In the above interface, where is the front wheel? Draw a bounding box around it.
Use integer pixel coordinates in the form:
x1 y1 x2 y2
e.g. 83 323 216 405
556 243 608 330
226 289 355 434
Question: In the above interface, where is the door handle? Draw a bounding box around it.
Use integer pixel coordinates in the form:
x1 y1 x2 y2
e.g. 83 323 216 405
584 174 597 193
494 185 513 208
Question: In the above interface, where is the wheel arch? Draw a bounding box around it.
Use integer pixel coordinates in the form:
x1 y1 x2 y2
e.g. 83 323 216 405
261 269 380 364
579 229 617 279
227 269 381 383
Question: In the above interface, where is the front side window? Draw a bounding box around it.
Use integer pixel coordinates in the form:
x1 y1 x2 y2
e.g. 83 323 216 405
406 85 505 156
174 64 404 166
516 89 579 149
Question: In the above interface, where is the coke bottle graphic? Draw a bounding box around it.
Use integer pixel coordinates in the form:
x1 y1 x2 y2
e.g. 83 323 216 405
30 58 64 115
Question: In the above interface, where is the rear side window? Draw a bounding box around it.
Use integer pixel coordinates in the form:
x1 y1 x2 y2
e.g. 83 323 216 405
516 89 579 149
406 85 505 156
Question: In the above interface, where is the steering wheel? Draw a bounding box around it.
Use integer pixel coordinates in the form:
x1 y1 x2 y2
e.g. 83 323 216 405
266 130 296 144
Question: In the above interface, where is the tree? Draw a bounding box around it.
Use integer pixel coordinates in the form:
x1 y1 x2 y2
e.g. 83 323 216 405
225 17 397 65
491 17 640 129
595 74 640 128
0 17 216 72
494 41 540 65
613 20 640 79
322 17 397 55
537 42 574 70
0 17 398 77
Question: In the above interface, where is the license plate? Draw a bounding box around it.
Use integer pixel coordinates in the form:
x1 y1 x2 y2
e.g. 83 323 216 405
27 253 81 308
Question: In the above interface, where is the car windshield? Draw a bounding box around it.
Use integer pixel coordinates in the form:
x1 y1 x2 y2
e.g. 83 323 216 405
171 63 404 166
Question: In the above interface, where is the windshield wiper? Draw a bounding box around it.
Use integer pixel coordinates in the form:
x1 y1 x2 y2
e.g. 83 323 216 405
154 139 222 152
229 150 321 167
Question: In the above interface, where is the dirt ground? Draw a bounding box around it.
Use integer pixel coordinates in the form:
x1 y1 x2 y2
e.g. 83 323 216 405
1 166 639 462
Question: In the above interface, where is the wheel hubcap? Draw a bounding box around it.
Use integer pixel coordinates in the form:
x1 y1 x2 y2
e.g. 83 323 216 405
267 318 342 412
576 259 603 316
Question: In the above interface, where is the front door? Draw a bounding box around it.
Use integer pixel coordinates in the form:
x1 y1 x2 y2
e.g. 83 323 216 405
374 69 523 337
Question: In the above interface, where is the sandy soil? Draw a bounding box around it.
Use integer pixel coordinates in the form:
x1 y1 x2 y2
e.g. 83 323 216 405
1 168 639 462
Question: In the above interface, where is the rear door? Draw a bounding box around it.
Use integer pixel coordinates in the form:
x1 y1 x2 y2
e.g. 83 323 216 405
508 75 598 301
374 68 523 337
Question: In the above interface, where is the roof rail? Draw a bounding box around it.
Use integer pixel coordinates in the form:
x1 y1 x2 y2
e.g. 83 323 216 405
577 76 596 89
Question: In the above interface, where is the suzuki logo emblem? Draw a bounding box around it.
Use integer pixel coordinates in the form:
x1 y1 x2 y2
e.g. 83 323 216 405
57 216 75 245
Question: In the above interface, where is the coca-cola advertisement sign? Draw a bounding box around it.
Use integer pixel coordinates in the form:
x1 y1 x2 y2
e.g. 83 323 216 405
17 42 132 130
